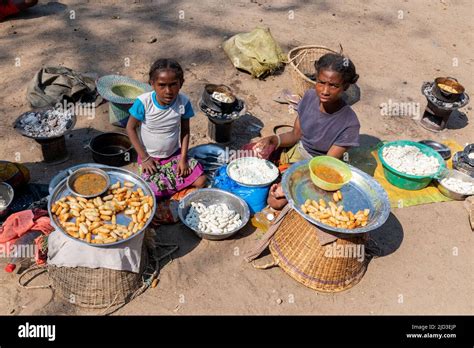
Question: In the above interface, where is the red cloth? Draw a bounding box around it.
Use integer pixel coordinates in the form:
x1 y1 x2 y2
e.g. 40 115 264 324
0 209 54 268
0 209 51 243
0 0 20 21
0 210 34 243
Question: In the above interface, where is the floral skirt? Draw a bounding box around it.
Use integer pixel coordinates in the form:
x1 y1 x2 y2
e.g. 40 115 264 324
138 150 204 199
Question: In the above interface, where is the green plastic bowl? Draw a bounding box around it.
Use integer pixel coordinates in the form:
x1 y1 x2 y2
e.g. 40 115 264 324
378 140 446 191
308 156 352 191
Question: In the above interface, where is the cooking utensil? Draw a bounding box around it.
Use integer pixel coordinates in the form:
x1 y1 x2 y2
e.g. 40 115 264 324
177 188 250 240
435 169 474 201
452 151 474 178
226 157 279 188
188 144 226 179
282 160 390 234
201 84 237 114
87 132 134 167
418 140 452 160
462 143 474 166
432 77 464 103
49 163 104 194
66 167 111 198
308 156 352 191
0 182 14 218
48 165 156 247
378 140 446 190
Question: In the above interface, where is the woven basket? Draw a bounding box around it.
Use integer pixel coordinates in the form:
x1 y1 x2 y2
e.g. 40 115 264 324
268 209 369 292
47 246 148 309
287 45 341 97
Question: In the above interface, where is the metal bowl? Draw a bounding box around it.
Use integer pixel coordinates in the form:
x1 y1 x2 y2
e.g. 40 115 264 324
188 143 226 179
226 157 279 188
66 167 111 198
436 169 474 201
418 140 451 160
0 182 14 218
49 163 105 194
178 188 250 240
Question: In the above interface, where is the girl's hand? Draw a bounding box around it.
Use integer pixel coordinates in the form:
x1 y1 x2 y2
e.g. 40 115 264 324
141 158 158 175
177 158 190 177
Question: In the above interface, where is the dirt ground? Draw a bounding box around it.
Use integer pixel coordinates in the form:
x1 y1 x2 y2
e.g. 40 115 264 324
0 0 473 315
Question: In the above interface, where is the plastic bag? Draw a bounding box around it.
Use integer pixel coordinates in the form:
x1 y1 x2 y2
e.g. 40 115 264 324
212 165 269 214
223 27 286 78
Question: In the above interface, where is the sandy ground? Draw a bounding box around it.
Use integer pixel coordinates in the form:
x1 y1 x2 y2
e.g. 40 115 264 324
0 0 473 315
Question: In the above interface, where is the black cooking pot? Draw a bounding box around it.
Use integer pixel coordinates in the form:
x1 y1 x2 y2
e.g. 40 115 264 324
201 84 237 114
88 132 135 167
432 77 464 103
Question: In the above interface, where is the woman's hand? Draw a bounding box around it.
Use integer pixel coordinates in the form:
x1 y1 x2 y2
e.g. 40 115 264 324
269 183 285 199
177 158 191 177
254 136 276 157
141 158 158 175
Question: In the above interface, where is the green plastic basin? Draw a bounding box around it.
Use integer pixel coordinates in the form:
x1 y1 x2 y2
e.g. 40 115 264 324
378 140 446 190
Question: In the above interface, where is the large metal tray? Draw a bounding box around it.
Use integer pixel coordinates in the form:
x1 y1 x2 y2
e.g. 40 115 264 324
281 160 390 234
48 164 156 247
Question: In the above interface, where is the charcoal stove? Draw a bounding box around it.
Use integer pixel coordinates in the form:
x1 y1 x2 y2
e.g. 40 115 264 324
452 143 474 178
13 107 76 164
420 80 469 132
199 84 246 143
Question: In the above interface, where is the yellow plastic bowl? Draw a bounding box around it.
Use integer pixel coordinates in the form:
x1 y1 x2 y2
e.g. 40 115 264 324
308 156 352 191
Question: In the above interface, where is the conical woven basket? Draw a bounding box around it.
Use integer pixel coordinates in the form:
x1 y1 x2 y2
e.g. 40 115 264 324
269 209 370 292
48 246 148 309
287 45 341 97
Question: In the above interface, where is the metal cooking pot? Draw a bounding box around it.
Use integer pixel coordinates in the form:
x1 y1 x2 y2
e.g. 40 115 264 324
432 77 464 103
201 84 237 114
462 143 474 167
87 132 135 167
0 182 14 218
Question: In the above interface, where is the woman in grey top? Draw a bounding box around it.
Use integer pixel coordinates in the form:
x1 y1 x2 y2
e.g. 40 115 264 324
256 53 360 209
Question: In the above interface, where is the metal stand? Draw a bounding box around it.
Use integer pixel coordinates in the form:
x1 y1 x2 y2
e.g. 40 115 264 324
35 135 69 164
207 119 233 143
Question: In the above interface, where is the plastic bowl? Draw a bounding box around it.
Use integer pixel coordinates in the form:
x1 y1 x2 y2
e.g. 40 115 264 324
308 156 352 191
378 140 446 191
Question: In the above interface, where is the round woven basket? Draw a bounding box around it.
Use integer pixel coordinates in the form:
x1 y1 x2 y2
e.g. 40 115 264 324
269 209 370 292
47 246 148 309
287 45 341 97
